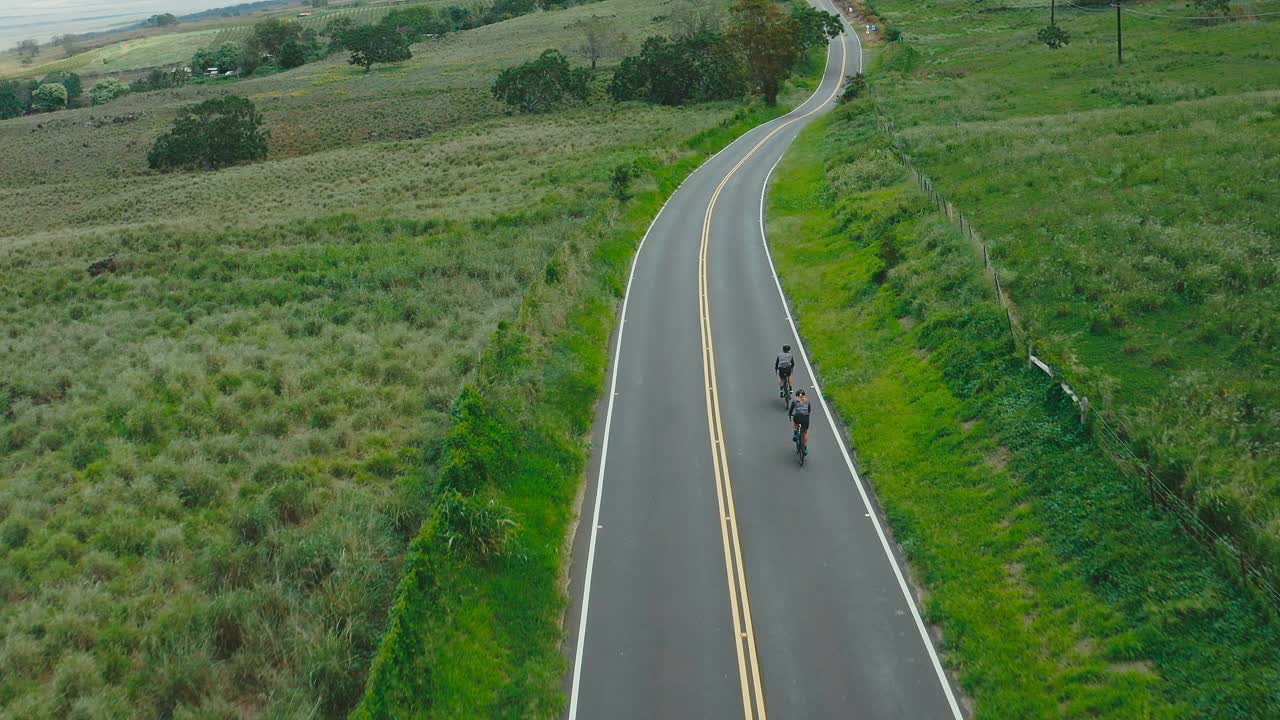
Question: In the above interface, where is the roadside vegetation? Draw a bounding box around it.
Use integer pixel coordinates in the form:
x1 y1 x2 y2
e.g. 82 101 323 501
862 0 1280 606
767 98 1280 719
0 0 811 715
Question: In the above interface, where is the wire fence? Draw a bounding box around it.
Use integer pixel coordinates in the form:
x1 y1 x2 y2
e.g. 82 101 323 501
867 99 1280 612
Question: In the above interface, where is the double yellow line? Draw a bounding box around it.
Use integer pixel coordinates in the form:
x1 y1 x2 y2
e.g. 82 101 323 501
696 30 848 720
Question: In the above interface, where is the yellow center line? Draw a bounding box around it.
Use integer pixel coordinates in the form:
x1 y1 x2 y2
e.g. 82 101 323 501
697 29 848 720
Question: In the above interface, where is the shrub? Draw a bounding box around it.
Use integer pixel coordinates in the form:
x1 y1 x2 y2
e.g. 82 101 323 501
492 49 591 113
89 78 130 106
886 27 902 42
147 96 268 171
608 33 745 105
610 160 641 201
42 71 82 99
839 72 867 103
434 490 515 561
0 81 25 118
1038 24 1070 49
33 83 68 112
344 24 412 72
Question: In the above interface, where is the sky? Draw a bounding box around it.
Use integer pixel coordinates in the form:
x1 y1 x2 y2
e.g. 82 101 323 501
0 0 230 50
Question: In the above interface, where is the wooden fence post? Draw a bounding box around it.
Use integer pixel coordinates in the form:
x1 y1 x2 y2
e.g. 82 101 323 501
1080 396 1090 425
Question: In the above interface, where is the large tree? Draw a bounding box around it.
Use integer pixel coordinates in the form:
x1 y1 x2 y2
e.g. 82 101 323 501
491 49 590 113
32 83 68 112
568 15 628 71
381 5 449 41
790 5 842 56
607 32 745 106
0 81 28 118
249 17 302 59
727 0 799 105
148 96 268 171
89 77 130 105
344 24 412 72
42 71 82 100
53 33 80 58
15 39 39 65
668 0 722 38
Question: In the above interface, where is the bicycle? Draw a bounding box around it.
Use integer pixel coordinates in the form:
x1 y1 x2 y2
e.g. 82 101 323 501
779 372 793 406
793 425 807 466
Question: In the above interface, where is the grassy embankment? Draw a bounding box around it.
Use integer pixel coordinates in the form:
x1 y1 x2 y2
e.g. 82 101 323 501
857 0 1280 581
352 49 829 719
0 0 789 715
766 77 1280 720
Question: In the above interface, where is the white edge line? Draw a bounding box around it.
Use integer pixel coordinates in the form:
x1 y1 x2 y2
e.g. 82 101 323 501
567 24 847 717
757 149 964 718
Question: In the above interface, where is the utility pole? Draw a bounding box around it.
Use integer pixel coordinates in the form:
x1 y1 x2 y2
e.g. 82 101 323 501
1114 0 1123 64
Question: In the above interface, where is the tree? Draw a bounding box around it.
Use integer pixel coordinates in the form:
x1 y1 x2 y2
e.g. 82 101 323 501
344 24 412 71
89 77 131 105
322 16 357 49
1037 23 1070 48
838 72 866 103
53 34 80 57
144 13 180 27
42 71 82 99
0 82 27 119
279 40 306 68
148 96 268 171
727 0 799 105
790 5 842 56
16 39 39 65
607 33 745 106
249 18 302 59
1188 0 1232 14
33 83 68 112
382 5 449 41
568 15 628 71
192 41 244 72
668 0 722 38
492 49 590 113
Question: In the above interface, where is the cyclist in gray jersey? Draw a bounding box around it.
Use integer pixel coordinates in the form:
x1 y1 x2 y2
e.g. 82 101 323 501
775 344 795 398
789 389 811 451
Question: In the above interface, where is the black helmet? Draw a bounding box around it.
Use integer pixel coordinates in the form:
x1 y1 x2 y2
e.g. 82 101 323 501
796 388 806 397
783 344 791 352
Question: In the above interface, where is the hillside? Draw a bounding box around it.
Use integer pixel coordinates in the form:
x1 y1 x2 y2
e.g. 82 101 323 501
0 1 765 716
863 0 1280 588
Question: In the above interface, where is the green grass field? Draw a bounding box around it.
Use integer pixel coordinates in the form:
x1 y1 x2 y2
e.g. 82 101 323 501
0 0 756 716
864 0 1280 593
768 98 1280 719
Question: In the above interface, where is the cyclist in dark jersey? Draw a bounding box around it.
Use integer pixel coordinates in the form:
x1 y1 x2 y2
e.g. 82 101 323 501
775 344 795 398
789 389 811 453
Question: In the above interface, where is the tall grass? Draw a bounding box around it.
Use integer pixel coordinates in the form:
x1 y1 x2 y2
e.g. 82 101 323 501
865 0 1280 592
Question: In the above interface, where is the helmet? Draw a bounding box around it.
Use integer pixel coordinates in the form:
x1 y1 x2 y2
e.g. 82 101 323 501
783 344 791 352
796 389 806 397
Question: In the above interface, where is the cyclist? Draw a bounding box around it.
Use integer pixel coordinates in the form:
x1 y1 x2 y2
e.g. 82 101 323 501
789 388 811 455
774 344 795 398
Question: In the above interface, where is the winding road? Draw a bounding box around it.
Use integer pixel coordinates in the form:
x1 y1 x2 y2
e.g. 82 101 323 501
562 5 964 717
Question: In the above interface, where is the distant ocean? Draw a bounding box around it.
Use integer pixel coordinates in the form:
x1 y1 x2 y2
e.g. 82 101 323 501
0 0 230 50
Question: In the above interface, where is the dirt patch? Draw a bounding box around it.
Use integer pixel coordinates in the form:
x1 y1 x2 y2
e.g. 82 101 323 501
1004 561 1024 581
912 348 929 361
1109 660 1157 677
985 446 1011 471
897 314 917 330
1074 638 1096 657
961 419 978 433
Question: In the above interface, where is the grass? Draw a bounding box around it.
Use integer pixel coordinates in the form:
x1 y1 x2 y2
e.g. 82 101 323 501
864 0 1280 597
766 98 1280 719
0 0 765 715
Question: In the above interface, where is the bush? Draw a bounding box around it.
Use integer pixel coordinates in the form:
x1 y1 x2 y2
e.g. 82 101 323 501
32 83 68 112
434 490 515 561
608 32 745 105
1037 24 1070 49
610 160 641 201
492 49 591 113
89 77 130 106
839 72 867 103
42 71 81 99
147 96 269 171
886 27 902 42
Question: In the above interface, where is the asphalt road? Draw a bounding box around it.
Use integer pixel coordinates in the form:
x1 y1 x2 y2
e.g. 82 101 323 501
562 6 964 718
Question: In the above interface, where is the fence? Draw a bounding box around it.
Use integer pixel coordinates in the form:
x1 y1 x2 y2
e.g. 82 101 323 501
866 97 1280 612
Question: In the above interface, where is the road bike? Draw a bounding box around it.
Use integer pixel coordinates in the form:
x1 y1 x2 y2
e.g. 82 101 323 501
779 372 793 407
793 426 808 466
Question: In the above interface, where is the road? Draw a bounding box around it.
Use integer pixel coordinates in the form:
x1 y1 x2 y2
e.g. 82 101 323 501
562 5 964 718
